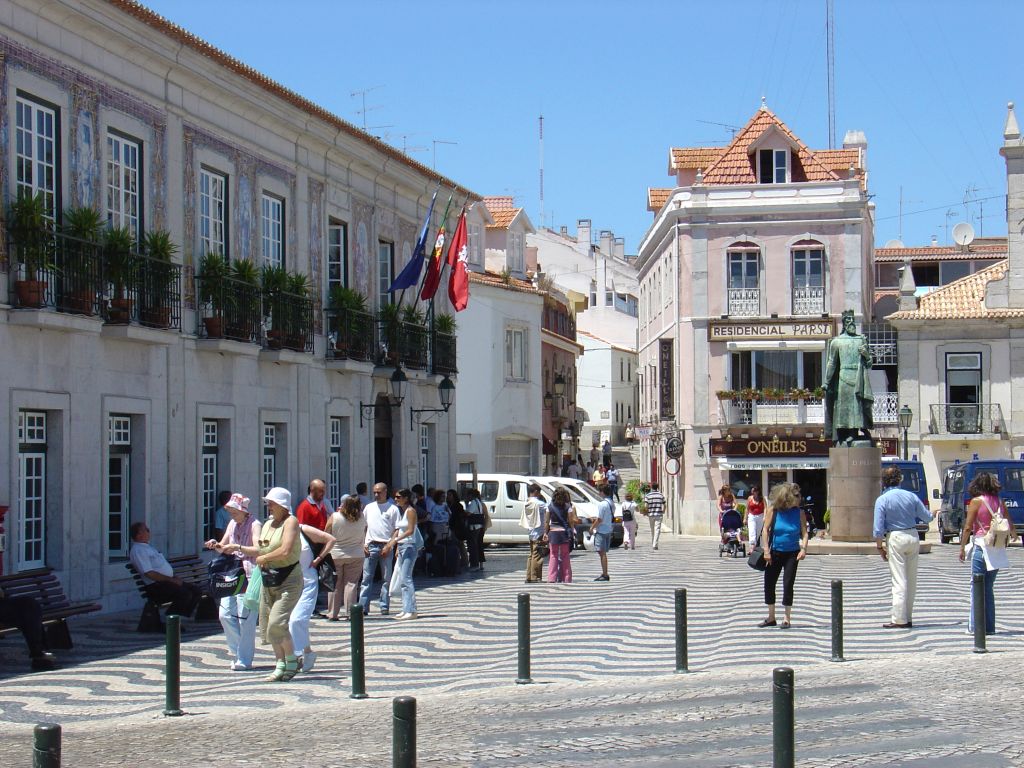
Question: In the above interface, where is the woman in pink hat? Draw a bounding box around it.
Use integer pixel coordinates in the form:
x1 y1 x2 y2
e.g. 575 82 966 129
204 493 261 671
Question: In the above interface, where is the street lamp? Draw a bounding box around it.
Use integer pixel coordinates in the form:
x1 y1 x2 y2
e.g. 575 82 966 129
359 365 408 427
553 373 566 397
898 404 913 461
410 375 456 430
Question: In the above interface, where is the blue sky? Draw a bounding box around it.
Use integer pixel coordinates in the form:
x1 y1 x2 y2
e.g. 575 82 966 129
142 0 1019 253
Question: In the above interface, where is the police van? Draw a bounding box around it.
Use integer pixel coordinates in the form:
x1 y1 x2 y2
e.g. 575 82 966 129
882 459 929 540
933 459 1024 544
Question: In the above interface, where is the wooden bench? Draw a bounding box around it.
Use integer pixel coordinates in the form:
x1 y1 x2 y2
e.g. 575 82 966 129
125 554 217 632
0 568 101 649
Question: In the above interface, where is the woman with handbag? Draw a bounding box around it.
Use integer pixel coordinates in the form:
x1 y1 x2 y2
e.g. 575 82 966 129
204 493 261 671
290 522 336 673
389 489 421 620
959 472 1019 635
229 487 301 681
326 496 367 621
758 482 808 629
466 488 488 571
545 487 579 584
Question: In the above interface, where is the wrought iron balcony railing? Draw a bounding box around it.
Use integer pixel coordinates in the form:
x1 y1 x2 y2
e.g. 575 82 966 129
399 320 429 370
727 287 759 316
719 396 825 426
431 330 457 375
929 403 1005 435
325 307 376 362
872 392 898 425
792 285 825 315
263 290 313 353
197 275 262 344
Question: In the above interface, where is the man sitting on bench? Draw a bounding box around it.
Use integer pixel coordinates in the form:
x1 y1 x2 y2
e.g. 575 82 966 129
129 522 202 620
0 586 57 671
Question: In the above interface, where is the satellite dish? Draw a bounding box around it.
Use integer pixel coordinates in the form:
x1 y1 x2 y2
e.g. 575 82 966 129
952 222 975 247
883 239 904 249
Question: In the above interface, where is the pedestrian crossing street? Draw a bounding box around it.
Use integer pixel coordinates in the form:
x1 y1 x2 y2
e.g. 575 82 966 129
1 537 1021 726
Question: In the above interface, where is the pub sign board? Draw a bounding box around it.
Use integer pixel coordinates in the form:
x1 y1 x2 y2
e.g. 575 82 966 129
710 436 897 458
659 339 673 420
708 318 836 342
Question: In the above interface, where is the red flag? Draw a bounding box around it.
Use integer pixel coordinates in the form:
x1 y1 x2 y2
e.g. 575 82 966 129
419 193 453 300
446 209 469 311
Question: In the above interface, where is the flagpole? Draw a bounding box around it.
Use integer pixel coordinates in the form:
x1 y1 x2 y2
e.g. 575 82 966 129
393 185 440 312
431 201 466 315
414 189 455 307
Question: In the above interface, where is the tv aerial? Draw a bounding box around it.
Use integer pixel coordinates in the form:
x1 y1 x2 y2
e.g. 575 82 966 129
952 222 975 248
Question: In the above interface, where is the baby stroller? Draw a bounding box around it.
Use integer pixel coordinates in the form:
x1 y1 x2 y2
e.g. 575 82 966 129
718 507 746 558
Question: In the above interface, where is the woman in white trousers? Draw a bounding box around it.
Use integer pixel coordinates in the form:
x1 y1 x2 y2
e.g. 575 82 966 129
289 523 335 674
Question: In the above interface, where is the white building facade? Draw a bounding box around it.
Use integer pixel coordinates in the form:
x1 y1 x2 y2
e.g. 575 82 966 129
0 0 472 608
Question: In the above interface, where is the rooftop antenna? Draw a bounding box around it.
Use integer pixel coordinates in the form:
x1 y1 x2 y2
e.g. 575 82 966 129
399 134 428 156
350 85 384 130
432 139 457 170
944 209 958 245
696 119 741 139
826 0 836 149
952 221 975 251
897 185 922 242
539 114 545 229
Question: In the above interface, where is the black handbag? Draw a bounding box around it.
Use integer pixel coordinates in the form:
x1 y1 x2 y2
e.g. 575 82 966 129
261 561 298 587
747 521 775 571
317 556 337 591
208 554 248 598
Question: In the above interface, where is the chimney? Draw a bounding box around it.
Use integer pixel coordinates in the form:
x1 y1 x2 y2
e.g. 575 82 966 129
560 225 568 237
842 129 868 183
898 258 918 311
931 236 938 247
614 237 625 260
577 218 591 245
599 230 613 255
1000 101 1024 308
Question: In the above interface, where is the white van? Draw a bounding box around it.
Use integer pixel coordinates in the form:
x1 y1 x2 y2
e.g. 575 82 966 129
455 473 553 545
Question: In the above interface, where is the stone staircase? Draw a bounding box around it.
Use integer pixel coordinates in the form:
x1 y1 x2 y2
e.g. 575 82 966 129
610 444 642 487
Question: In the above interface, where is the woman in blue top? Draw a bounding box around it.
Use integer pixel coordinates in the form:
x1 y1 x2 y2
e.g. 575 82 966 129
759 482 809 629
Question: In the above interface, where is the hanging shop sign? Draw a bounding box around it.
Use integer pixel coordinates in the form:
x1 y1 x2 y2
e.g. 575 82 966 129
665 436 684 459
708 318 836 342
659 339 674 420
665 458 681 476
634 426 654 440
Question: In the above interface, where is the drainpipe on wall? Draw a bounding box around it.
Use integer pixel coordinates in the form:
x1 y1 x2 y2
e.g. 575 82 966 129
0 505 8 576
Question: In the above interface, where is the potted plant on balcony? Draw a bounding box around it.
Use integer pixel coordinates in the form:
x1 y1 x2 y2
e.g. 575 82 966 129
138 229 178 328
260 264 289 349
434 312 456 336
198 251 230 338
60 206 105 315
103 225 136 323
716 389 737 401
7 193 53 307
227 258 260 341
328 285 370 357
379 301 402 364
285 270 310 351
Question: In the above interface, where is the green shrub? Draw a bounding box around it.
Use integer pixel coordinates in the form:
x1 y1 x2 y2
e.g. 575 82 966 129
624 479 650 513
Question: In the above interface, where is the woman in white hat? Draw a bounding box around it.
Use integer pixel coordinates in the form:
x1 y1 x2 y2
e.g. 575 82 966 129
205 493 261 671
227 487 301 681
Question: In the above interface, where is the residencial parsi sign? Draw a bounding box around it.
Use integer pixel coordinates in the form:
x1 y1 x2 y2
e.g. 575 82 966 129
708 318 835 341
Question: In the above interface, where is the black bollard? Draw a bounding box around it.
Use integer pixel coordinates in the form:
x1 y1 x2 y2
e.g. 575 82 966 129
772 667 795 768
972 573 987 654
33 723 61 768
350 604 368 698
163 614 182 717
392 696 417 768
830 579 845 662
516 592 532 684
675 588 688 673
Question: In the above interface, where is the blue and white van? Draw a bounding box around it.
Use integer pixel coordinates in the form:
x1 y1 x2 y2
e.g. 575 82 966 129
933 460 1024 544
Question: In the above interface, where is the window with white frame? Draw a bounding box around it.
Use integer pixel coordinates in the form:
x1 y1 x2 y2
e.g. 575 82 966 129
758 148 788 184
201 420 220 542
107 415 132 559
727 248 760 315
15 94 58 220
107 132 141 238
263 424 277 495
327 219 349 292
199 167 228 256
328 417 343 506
378 241 394 308
419 424 431 489
792 245 825 314
495 436 534 474
261 193 284 269
17 410 48 569
508 231 524 273
468 222 483 265
505 327 528 381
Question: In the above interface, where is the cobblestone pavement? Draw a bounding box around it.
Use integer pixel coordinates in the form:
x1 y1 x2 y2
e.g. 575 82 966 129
1 536 1022 766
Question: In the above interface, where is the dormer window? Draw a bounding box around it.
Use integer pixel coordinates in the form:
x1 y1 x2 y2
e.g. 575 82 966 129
758 148 788 184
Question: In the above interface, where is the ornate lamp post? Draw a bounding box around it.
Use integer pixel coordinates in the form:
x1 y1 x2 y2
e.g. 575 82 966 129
897 405 913 461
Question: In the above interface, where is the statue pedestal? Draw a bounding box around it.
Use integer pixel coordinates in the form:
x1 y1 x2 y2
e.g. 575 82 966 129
827 445 881 542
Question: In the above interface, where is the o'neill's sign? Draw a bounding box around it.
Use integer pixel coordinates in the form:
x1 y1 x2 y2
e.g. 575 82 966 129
708 318 835 341
709 436 897 468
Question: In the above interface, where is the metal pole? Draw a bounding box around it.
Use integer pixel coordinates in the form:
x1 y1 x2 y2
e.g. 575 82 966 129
32 723 61 768
674 588 688 673
392 696 417 768
902 427 909 461
163 614 182 717
772 667 795 768
350 604 368 698
972 573 987 654
830 579 845 662
516 592 532 684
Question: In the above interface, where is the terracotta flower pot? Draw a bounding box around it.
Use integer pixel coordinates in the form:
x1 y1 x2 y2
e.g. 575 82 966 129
14 280 47 308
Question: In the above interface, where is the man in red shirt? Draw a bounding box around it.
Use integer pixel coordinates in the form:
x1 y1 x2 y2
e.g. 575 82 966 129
296 478 329 529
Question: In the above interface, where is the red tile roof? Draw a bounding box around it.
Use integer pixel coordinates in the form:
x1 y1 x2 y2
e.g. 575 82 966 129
888 260 1024 320
648 188 672 211
482 196 516 210
468 270 541 295
699 107 842 185
102 1 478 199
486 208 522 229
669 147 725 171
875 243 1007 263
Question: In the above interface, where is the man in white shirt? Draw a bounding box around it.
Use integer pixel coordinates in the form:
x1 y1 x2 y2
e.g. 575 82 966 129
129 522 202 618
357 482 400 616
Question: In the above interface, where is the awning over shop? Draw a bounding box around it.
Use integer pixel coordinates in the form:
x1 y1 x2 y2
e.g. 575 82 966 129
717 458 829 470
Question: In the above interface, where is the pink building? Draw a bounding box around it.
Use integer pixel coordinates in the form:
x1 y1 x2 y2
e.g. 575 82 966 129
636 104 874 534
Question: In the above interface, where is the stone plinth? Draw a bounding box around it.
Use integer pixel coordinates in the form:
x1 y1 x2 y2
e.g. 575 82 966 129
827 445 882 542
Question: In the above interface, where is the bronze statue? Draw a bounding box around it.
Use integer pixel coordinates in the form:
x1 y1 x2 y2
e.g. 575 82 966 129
824 310 874 445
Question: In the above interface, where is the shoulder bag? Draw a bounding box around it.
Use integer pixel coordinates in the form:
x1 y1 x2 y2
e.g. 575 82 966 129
208 553 248 599
747 519 775 571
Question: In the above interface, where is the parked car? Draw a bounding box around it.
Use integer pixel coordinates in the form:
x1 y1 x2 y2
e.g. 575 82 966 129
933 459 1024 544
532 476 624 549
882 459 929 540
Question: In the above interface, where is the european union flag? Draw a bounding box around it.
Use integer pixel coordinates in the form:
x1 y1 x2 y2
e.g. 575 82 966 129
388 191 437 292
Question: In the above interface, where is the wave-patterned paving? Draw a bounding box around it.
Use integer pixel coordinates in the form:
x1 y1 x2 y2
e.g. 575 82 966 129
1 538 1021 726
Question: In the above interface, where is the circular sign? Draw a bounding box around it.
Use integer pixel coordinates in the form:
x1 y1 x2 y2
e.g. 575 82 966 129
665 457 681 475
665 436 684 459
